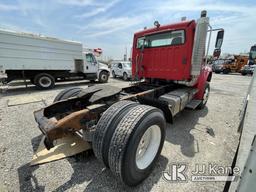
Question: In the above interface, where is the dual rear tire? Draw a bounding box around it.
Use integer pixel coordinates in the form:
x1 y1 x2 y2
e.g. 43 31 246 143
92 101 166 186
34 73 55 89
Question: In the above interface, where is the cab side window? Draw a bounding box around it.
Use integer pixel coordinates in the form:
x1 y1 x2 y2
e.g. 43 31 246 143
86 54 96 64
136 30 185 48
118 63 123 69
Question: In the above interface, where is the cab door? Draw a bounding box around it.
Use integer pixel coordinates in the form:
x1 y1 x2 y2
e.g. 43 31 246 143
85 53 98 73
117 63 123 76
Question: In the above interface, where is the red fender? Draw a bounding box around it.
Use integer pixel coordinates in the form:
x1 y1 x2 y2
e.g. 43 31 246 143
194 65 212 100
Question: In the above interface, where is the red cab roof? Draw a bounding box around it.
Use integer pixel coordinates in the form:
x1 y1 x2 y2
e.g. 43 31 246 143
134 20 195 37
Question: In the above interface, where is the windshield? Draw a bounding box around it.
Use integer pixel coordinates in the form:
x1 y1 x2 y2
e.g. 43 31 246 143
249 46 256 60
213 60 225 65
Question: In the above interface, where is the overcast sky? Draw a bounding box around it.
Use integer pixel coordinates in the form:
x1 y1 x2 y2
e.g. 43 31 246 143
0 0 256 60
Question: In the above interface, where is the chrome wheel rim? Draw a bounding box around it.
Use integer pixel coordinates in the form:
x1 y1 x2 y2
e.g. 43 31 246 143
39 76 51 88
101 74 107 81
123 73 128 80
135 125 161 169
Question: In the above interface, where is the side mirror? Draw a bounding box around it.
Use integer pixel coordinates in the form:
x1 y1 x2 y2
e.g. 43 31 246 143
215 30 224 49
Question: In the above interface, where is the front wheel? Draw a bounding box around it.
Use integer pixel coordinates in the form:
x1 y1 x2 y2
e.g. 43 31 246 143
108 105 166 186
197 82 210 109
99 71 109 83
112 71 116 78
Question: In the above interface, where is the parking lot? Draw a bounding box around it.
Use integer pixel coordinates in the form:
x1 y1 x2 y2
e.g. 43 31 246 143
0 74 252 192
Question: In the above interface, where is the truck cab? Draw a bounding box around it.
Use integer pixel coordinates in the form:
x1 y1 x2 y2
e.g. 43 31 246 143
132 11 224 100
84 52 98 74
83 51 110 83
132 20 195 81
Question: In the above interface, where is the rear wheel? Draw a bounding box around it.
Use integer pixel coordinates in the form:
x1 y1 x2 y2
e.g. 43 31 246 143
53 87 82 103
92 100 138 167
123 72 128 81
99 71 109 83
34 73 55 89
197 82 210 109
223 68 230 74
108 105 166 186
112 71 116 78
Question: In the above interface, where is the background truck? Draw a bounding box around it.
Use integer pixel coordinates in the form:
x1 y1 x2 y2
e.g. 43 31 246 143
241 45 256 75
248 45 256 66
0 29 110 89
33 10 224 186
214 55 248 74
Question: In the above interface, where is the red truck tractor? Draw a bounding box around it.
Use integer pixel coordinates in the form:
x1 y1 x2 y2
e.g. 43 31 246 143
33 10 224 186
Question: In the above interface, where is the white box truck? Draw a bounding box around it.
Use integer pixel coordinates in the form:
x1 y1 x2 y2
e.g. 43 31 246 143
0 29 110 89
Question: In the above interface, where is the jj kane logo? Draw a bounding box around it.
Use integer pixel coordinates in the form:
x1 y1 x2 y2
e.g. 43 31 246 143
162 163 240 182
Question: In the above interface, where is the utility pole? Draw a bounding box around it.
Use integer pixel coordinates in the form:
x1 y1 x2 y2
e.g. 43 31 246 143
124 46 127 61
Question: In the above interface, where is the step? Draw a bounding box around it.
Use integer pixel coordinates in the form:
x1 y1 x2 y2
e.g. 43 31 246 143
185 99 202 109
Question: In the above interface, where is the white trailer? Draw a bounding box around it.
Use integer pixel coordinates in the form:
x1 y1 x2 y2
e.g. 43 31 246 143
0 29 110 89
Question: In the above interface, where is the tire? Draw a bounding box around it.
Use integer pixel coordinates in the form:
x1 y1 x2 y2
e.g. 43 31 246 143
123 72 128 81
108 105 166 186
112 71 116 78
34 73 55 89
215 71 220 74
99 71 109 83
92 100 138 167
197 82 210 109
241 72 246 76
53 87 83 103
223 68 230 74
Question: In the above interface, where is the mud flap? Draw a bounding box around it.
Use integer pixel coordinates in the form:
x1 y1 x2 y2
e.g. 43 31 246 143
31 133 91 166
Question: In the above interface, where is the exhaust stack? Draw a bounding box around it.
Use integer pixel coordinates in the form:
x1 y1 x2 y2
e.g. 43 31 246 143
191 10 209 76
